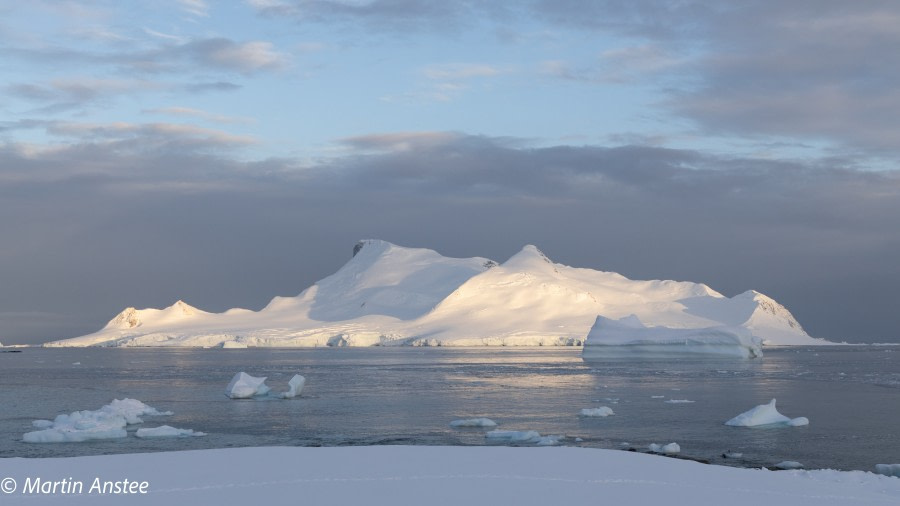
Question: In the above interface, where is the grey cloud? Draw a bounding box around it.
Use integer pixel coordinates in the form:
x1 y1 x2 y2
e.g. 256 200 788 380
2 132 898 343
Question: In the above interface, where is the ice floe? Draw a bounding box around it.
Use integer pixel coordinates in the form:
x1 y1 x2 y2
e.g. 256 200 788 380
665 399 695 404
875 464 900 477
23 399 173 443
648 443 681 455
135 426 206 438
485 430 562 446
579 407 615 417
776 461 804 470
450 418 497 428
724 399 808 427
225 372 305 399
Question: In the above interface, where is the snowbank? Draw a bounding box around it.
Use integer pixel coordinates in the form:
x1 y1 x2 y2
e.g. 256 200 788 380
4 446 897 506
23 399 172 443
579 407 615 417
725 399 809 427
135 426 206 438
450 418 497 427
583 315 764 358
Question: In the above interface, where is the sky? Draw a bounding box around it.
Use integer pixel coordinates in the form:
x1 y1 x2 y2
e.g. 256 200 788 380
1 0 899 345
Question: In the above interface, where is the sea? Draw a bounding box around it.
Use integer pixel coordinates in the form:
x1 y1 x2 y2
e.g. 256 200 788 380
1 346 897 472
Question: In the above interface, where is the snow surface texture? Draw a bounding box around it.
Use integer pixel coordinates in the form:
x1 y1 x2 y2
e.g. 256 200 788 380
3 446 898 506
23 399 172 443
450 418 497 427
45 240 827 348
725 399 809 427
135 426 206 438
225 372 304 399
580 407 615 417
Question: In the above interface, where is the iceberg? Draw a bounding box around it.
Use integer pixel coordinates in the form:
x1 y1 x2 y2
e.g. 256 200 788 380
776 461 804 470
583 315 764 359
724 399 809 427
23 399 172 443
225 372 271 399
45 240 826 349
579 407 615 417
226 372 305 399
135 425 206 438
450 418 497 427
648 443 681 455
485 430 563 446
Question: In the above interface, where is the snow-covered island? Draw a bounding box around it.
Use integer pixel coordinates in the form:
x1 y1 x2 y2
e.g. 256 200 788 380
45 240 828 350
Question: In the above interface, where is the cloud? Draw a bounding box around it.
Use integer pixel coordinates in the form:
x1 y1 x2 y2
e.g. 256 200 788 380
422 63 504 80
180 38 286 73
5 78 163 112
178 0 210 17
143 106 255 125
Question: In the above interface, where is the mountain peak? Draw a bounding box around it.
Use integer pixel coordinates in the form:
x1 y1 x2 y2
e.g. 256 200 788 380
501 244 557 271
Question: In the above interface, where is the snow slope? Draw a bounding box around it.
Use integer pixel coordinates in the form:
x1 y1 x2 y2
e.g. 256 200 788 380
1 446 898 506
45 240 828 348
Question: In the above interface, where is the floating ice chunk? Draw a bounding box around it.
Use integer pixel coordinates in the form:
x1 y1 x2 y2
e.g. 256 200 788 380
225 372 271 399
649 442 680 454
651 395 665 399
875 464 900 477
665 399 695 404
450 418 497 428
277 374 305 399
776 461 804 470
725 399 808 427
723 451 744 459
222 341 248 349
580 407 615 417
136 425 206 438
485 430 562 446
23 399 172 443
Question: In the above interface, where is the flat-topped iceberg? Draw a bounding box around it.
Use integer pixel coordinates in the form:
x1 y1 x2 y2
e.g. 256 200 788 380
450 418 497 427
135 425 206 438
579 407 615 417
485 430 563 446
24 399 172 443
583 315 764 358
725 399 809 427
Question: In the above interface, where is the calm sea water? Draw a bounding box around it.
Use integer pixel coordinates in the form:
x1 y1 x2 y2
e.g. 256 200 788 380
1 346 897 471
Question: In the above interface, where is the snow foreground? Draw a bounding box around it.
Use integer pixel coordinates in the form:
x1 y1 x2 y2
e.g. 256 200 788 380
46 239 827 348
23 399 173 443
725 399 809 427
2 447 898 506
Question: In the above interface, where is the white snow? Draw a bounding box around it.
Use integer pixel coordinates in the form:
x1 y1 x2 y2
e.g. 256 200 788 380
225 372 271 399
725 399 809 427
579 407 615 417
135 425 206 438
777 461 804 470
3 446 899 506
44 240 828 349
23 399 172 443
450 418 497 427
648 443 681 454
875 464 900 478
583 315 764 358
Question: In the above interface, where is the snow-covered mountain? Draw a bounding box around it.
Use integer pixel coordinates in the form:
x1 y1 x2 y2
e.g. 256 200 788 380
45 239 828 348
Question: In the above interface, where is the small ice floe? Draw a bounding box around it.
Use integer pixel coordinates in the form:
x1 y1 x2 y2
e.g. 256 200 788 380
450 418 497 428
135 425 206 438
875 464 900 477
225 372 305 399
648 442 680 455
723 451 744 459
72 362 81 366
575 437 583 442
651 395 665 399
776 461 804 470
485 430 563 446
724 399 808 427
580 407 615 417
664 399 695 404
24 399 173 443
